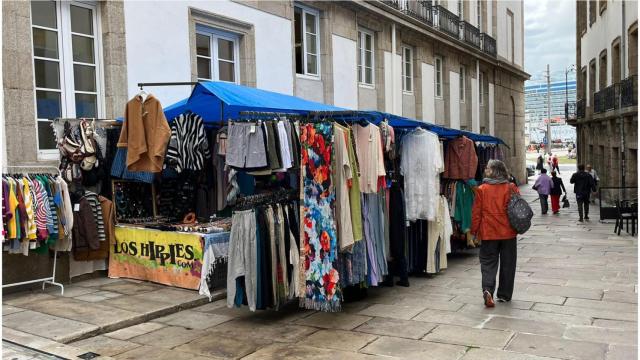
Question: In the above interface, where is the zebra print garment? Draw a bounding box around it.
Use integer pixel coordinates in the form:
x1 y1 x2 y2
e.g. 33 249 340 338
165 112 211 173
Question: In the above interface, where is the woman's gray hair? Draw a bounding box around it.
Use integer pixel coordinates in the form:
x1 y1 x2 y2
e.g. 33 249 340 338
484 159 509 180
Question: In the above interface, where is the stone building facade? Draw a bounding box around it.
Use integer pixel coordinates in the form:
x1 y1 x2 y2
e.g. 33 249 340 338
572 0 638 195
2 0 527 284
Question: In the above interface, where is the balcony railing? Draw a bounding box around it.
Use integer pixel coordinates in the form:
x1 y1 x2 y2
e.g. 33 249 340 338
400 1 433 26
620 75 638 108
378 1 496 58
565 101 576 120
594 83 619 113
383 0 400 10
460 21 481 48
576 98 586 118
434 5 459 39
480 33 497 57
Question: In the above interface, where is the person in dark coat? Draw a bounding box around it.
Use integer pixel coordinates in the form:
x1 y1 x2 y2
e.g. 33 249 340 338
570 164 596 222
536 155 544 174
549 171 566 214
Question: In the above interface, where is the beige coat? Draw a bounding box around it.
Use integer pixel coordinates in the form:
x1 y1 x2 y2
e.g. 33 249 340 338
117 94 171 173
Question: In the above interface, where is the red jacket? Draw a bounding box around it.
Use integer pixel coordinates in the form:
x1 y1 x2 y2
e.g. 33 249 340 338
471 182 519 240
444 136 478 180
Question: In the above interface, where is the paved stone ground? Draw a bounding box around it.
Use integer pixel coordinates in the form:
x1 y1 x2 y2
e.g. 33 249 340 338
3 172 638 359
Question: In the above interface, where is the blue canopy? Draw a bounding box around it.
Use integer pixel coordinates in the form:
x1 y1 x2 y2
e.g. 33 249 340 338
163 81 344 122
152 81 504 145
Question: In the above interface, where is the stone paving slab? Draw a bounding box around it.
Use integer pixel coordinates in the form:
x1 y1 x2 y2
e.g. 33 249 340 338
460 348 563 360
423 324 514 348
360 336 466 360
563 325 638 346
506 333 609 360
353 317 438 340
69 335 141 357
482 316 567 338
241 343 390 360
3 310 99 343
298 329 377 351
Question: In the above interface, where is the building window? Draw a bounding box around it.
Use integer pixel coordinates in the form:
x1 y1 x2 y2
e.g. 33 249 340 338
402 46 413 93
506 10 514 63
612 39 621 83
294 4 320 77
435 56 443 98
457 0 463 20
31 0 101 154
589 0 596 26
479 71 485 105
196 26 239 83
358 29 374 86
459 66 466 102
599 50 607 89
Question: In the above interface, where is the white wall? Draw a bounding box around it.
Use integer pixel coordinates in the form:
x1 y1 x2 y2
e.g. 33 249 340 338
123 0 293 106
332 35 358 109
496 0 523 68
384 51 393 113
384 51 403 115
489 83 495 135
581 0 638 93
449 71 460 129
421 62 435 122
472 69 480 132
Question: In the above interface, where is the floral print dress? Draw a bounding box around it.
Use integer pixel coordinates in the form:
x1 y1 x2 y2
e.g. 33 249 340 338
299 122 342 312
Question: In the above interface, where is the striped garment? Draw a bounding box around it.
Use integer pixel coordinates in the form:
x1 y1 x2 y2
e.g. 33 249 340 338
21 178 37 240
83 191 106 242
165 112 210 173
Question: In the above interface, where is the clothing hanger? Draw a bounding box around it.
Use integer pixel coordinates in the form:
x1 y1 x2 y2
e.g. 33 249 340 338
138 87 149 102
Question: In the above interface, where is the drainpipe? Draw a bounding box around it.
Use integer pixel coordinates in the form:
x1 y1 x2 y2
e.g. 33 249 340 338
392 23 398 115
620 0 626 191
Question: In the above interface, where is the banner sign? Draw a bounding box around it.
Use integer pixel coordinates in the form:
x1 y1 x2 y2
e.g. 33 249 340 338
109 226 203 290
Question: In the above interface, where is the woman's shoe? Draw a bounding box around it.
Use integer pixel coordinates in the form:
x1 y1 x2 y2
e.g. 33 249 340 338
483 290 495 308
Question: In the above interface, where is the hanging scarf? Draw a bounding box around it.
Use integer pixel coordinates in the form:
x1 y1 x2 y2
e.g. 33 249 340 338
299 122 342 312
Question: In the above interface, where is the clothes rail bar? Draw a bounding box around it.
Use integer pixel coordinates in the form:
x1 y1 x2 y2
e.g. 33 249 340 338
1 165 65 295
137 82 199 90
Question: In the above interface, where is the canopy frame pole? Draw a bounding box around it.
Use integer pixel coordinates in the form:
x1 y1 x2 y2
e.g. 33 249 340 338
137 82 199 90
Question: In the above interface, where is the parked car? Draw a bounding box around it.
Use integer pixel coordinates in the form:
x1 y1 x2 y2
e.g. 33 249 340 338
526 164 535 177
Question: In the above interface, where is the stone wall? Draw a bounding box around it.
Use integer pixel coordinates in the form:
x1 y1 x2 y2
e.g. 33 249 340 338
2 1 127 285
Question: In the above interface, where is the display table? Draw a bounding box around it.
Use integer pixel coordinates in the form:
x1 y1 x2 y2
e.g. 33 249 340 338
109 225 229 290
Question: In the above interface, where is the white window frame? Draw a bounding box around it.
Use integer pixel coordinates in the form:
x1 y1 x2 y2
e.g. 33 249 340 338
295 4 321 78
402 45 413 93
30 0 104 159
479 71 485 106
435 56 443 98
358 28 375 87
195 25 240 83
459 65 466 102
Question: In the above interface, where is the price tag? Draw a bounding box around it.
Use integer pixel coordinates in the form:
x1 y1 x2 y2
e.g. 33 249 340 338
74 203 80 212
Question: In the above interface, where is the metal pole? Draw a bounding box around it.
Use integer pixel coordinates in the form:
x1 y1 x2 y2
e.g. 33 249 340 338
546 64 551 154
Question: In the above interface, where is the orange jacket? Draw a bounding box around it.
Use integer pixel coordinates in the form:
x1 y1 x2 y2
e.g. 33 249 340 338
471 182 519 240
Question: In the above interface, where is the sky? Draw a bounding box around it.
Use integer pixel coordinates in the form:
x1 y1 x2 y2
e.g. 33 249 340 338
524 0 576 82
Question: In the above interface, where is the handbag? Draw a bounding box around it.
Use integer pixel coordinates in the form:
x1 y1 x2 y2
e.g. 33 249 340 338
562 195 570 208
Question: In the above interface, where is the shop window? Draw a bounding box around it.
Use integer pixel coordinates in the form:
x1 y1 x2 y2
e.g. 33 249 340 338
459 66 466 103
294 4 320 77
435 56 443 98
358 29 374 86
31 0 101 157
196 26 239 83
402 46 413 93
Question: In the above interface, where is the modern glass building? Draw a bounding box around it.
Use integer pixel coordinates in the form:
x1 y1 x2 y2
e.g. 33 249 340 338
525 74 576 144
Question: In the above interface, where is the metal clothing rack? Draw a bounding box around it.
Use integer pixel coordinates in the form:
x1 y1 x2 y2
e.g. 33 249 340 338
2 165 65 295
137 82 198 90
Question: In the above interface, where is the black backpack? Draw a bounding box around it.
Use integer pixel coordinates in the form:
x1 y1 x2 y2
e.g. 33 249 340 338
507 187 534 234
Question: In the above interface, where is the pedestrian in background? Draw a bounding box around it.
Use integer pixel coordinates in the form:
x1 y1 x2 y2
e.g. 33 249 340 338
471 160 519 308
550 171 566 214
552 154 560 174
571 164 596 222
586 164 599 204
533 169 553 215
536 154 544 175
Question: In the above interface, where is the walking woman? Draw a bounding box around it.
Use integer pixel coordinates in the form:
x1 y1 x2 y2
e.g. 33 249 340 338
471 160 519 307
536 154 544 175
550 171 566 214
